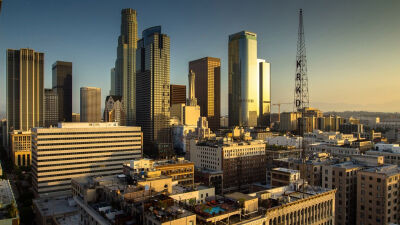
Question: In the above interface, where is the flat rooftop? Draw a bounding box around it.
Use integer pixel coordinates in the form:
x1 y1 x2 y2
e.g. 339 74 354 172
272 168 299 174
55 213 80 225
33 195 77 217
363 165 400 176
226 192 257 201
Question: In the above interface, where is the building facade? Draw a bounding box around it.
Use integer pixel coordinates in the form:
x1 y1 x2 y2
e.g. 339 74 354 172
7 48 44 133
11 130 32 167
228 31 258 127
356 165 400 225
31 122 142 197
136 26 172 158
190 139 266 192
44 89 59 127
258 59 271 127
189 57 221 130
114 8 138 125
52 61 72 122
80 87 101 122
170 85 186 106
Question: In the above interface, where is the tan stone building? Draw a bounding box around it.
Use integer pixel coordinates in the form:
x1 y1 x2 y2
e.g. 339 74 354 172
270 168 300 187
10 130 32 167
357 165 400 225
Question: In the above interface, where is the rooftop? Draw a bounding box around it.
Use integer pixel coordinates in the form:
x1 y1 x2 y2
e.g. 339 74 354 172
54 213 80 225
272 168 300 174
0 180 16 208
363 165 400 176
33 195 77 217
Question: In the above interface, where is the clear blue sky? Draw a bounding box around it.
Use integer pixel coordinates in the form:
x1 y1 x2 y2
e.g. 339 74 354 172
1 0 400 115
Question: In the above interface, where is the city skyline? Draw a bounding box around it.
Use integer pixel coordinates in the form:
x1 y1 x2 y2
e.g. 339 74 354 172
1 0 400 115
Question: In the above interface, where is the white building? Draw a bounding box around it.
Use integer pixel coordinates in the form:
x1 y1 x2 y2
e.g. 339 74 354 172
32 122 142 197
266 135 303 148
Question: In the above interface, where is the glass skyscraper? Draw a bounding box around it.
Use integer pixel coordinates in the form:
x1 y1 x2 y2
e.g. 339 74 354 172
258 59 271 127
52 61 72 122
136 26 172 158
228 31 259 127
114 8 137 125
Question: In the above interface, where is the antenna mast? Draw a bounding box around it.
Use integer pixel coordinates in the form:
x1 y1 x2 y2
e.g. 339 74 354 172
294 9 310 112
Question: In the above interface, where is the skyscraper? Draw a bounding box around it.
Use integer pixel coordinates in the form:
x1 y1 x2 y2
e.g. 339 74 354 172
110 67 115 95
114 8 138 125
7 48 44 132
103 95 125 125
80 87 101 122
136 26 172 158
44 89 58 127
52 61 72 122
258 59 271 127
228 31 259 127
187 70 197 106
170 84 186 106
188 57 221 130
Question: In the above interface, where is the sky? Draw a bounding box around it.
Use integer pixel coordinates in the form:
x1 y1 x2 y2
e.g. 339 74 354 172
0 0 400 116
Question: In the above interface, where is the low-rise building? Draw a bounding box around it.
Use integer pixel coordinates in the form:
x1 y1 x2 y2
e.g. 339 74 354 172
33 196 78 225
270 168 300 187
10 130 32 167
190 137 266 193
123 158 194 187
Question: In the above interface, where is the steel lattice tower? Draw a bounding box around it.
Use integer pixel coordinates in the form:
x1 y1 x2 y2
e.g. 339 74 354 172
294 9 310 111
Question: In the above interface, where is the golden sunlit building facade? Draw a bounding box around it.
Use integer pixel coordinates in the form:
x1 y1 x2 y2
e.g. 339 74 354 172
11 130 32 167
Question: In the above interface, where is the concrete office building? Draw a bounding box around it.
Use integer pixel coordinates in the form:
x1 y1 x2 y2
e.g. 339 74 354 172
189 57 221 130
136 26 171 157
280 112 302 132
258 59 271 127
7 48 44 133
229 31 259 127
31 122 142 197
10 130 32 167
80 87 101 122
357 165 400 225
44 89 59 127
52 61 72 122
114 8 138 125
170 84 186 106
103 95 125 125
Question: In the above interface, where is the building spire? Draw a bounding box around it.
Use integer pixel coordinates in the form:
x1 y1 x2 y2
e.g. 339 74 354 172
188 69 197 106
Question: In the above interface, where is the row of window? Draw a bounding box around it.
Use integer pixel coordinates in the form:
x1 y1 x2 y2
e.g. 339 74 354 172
33 152 141 162
36 145 141 154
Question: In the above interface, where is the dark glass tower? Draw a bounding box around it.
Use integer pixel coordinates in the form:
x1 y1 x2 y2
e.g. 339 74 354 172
52 61 72 122
136 26 172 158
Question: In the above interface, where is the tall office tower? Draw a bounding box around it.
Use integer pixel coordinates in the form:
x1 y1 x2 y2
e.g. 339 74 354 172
258 59 271 127
170 84 186 106
7 48 44 133
80 87 101 122
52 61 72 122
44 89 58 127
136 26 172 158
228 31 259 127
32 122 142 197
189 57 221 130
187 70 197 106
294 9 310 111
114 8 138 125
110 68 115 95
103 95 125 125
